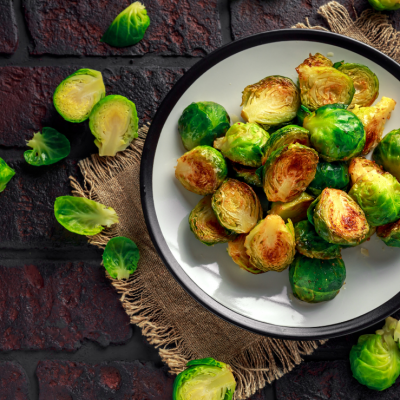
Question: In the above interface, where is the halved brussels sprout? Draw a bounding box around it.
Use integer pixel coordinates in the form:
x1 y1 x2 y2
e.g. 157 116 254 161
368 0 400 11
304 104 365 162
377 220 400 247
230 162 262 187
289 254 346 303
337 63 379 107
373 129 400 181
173 358 236 400
241 75 300 129
53 69 105 123
175 146 228 195
308 161 349 196
352 97 396 155
349 170 400 227
89 95 138 156
178 102 231 151
214 122 269 167
227 234 265 274
294 220 342 259
263 143 319 202
189 196 236 246
262 124 310 164
309 188 369 246
212 179 262 234
244 215 296 272
269 192 314 224
296 63 355 111
0 157 15 192
348 157 384 186
299 53 333 68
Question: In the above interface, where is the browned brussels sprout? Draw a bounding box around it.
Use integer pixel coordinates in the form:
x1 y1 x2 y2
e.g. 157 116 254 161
377 220 400 248
348 157 384 186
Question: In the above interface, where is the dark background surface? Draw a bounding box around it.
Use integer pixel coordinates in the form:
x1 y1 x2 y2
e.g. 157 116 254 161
0 0 400 399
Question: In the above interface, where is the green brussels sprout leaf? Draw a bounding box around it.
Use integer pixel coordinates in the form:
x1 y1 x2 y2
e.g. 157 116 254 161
296 105 312 126
373 128 400 181
230 162 263 188
308 161 349 196
0 157 15 192
332 61 344 69
368 0 400 11
269 192 315 224
377 219 400 248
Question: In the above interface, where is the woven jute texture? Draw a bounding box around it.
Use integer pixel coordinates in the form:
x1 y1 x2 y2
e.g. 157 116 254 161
70 3 399 398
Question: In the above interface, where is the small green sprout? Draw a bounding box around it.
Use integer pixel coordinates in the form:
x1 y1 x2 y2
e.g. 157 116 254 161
0 158 15 192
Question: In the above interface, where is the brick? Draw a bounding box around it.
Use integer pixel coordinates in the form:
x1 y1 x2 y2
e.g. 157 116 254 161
0 0 18 54
37 360 174 399
23 0 222 56
0 362 29 400
276 360 400 400
0 262 131 351
230 0 369 40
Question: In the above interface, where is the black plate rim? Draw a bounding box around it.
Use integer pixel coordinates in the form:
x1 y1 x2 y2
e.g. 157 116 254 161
140 29 400 340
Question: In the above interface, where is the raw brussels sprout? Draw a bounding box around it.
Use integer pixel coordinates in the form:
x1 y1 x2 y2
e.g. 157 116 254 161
24 127 70 166
350 317 400 391
173 358 236 400
299 53 333 68
308 188 369 246
189 196 236 246
349 157 384 186
368 0 400 11
0 157 15 192
103 237 140 280
308 161 349 196
54 196 119 236
349 170 400 227
241 75 300 129
373 128 400 181
268 192 315 224
227 234 265 274
178 102 231 151
53 69 105 123
296 62 355 111
175 146 228 195
289 254 346 303
262 124 310 164
244 215 296 272
303 104 365 162
101 2 150 47
230 162 262 187
89 95 138 157
294 220 342 259
263 143 319 202
377 219 400 247
337 63 379 107
214 122 269 167
212 179 262 234
352 97 396 155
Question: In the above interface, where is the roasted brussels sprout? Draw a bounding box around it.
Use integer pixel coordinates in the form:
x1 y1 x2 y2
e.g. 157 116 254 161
189 196 236 246
212 179 262 234
175 146 228 195
352 97 396 155
178 102 231 151
269 192 315 224
349 170 400 227
244 215 295 272
230 162 262 187
262 124 310 164
89 95 138 156
377 219 400 247
350 317 400 391
296 60 355 111
294 220 342 259
214 122 269 167
173 358 236 400
337 63 379 107
263 143 318 202
308 188 369 246
349 157 384 186
299 53 333 68
303 104 365 162
0 157 15 192
373 128 400 181
227 234 265 274
296 105 311 127
308 161 349 196
289 254 346 303
241 76 300 129
53 69 105 123
368 0 400 11
101 2 150 47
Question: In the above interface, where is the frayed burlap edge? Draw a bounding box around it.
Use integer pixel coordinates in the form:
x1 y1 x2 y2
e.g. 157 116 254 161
292 1 400 63
70 129 326 399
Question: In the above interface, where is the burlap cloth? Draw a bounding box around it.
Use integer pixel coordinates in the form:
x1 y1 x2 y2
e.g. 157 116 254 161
70 3 400 398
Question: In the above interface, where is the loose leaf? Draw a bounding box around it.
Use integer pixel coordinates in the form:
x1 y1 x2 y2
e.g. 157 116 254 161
0 157 15 192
